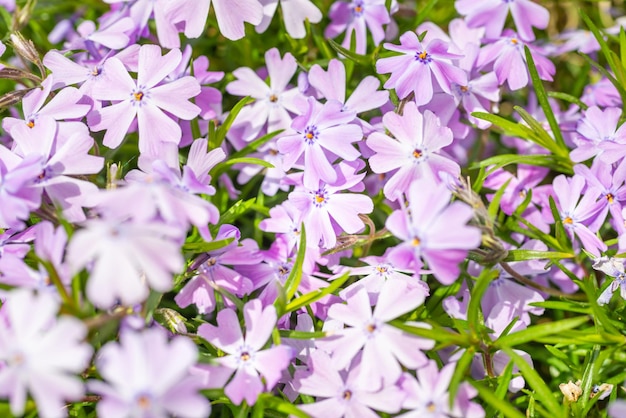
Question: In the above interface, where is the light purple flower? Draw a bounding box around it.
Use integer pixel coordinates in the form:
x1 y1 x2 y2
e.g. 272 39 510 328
386 178 482 284
575 106 626 164
256 0 322 39
376 31 467 105
0 147 42 230
456 0 549 41
593 257 626 305
325 0 391 55
277 97 362 189
197 300 293 405
0 289 93 418
320 280 432 385
366 102 460 201
294 350 405 418
89 327 211 418
90 44 201 153
67 219 184 309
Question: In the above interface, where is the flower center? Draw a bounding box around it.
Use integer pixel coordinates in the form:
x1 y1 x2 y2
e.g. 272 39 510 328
269 94 278 103
607 193 615 204
415 51 431 63
376 265 388 274
343 390 352 400
412 237 421 246
563 216 573 225
303 126 319 144
413 149 423 158
511 38 519 45
241 351 251 361
137 395 151 410
427 401 436 412
91 66 101 76
313 188 329 207
134 91 144 101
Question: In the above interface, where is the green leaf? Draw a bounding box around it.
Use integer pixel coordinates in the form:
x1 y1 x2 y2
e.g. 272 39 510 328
467 268 499 334
501 347 562 415
488 178 511 220
524 46 567 153
328 39 370 66
579 345 601 414
210 96 254 149
514 106 561 154
211 157 274 178
258 394 310 418
448 346 476 409
284 271 351 314
414 0 439 27
503 250 574 262
494 316 590 348
278 330 327 339
471 112 536 139
182 237 235 254
228 129 284 161
531 300 590 314
547 91 588 110
470 153 572 174
390 321 469 347
211 198 256 235
471 381 526 418
284 225 306 301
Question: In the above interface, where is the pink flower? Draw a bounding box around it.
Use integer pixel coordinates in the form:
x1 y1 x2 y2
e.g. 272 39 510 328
197 300 293 405
256 0 322 39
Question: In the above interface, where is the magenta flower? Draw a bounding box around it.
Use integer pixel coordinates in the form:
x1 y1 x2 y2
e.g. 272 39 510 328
197 300 293 405
294 350 406 418
456 0 549 41
277 98 362 189
0 289 93 418
367 102 460 201
90 44 201 153
325 0 391 55
320 280 432 385
89 328 211 418
67 219 184 309
386 178 482 284
376 31 467 105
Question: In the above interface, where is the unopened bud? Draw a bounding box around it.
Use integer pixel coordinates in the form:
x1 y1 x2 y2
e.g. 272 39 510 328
9 32 45 77
560 380 582 402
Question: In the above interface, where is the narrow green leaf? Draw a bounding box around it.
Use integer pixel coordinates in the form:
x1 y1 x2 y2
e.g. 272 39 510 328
228 129 284 161
503 250 574 262
488 178 511 220
471 112 536 139
211 96 254 149
414 0 439 27
211 157 275 178
471 381 526 418
285 271 350 313
514 106 561 153
285 225 307 300
531 301 590 314
547 92 588 110
182 237 235 254
390 321 469 346
471 154 559 170
524 45 567 152
579 345 601 414
501 347 562 414
448 347 476 409
259 394 310 418
467 268 499 334
620 26 626 72
328 39 370 66
212 198 256 235
278 330 327 339
494 316 590 348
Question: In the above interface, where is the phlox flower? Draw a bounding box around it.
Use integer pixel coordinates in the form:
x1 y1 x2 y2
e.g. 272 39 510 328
294 350 405 418
89 327 211 418
164 0 263 42
277 98 362 189
593 257 626 305
476 30 555 91
256 0 322 39
90 44 201 154
574 106 626 164
325 0 391 55
259 201 304 253
43 50 108 95
226 48 301 140
287 163 373 249
67 219 184 308
0 148 42 230
197 300 293 405
366 102 460 201
552 174 607 256
456 0 549 41
386 178 482 284
398 360 484 418
0 289 93 418
376 31 467 105
320 280 432 385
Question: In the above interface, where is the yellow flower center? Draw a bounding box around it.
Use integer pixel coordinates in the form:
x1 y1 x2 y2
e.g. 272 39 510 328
134 91 144 101
607 193 615 204
412 237 421 246
563 217 573 225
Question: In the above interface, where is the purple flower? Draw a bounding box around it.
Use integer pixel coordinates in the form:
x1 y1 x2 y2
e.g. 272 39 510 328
376 31 467 105
477 30 555 91
456 0 549 41
0 147 42 230
0 289 93 418
398 360 485 418
197 300 293 405
574 106 626 164
67 219 184 308
89 328 211 418
294 350 405 417
325 0 391 55
552 174 607 256
320 280 432 385
256 0 322 39
277 98 362 189
366 102 460 201
90 44 201 153
386 178 482 284
593 257 626 305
